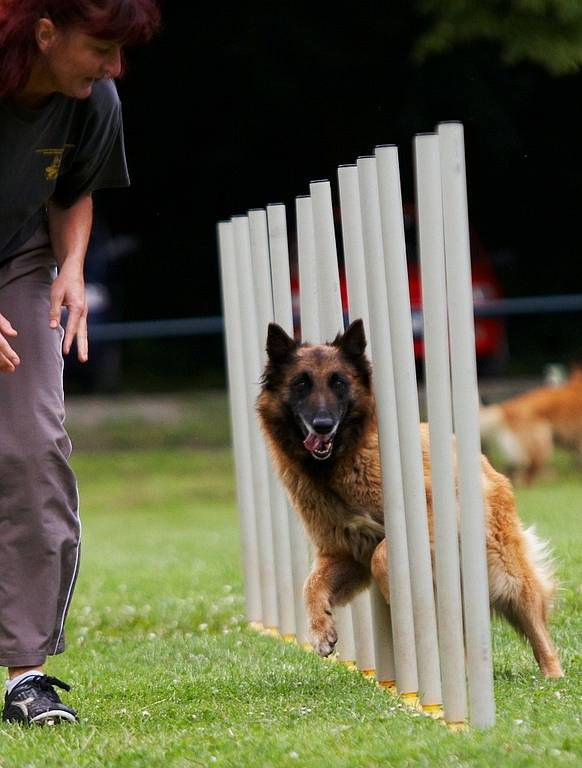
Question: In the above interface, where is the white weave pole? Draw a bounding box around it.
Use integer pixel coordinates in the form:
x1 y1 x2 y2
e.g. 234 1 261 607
295 196 319 345
332 169 375 679
217 222 262 626
248 208 296 640
438 121 495 728
337 164 396 684
309 181 345 336
375 145 442 711
265 203 311 647
356 157 419 700
338 165 396 688
349 591 376 676
294 195 319 645
306 181 356 665
413 134 468 724
231 215 279 632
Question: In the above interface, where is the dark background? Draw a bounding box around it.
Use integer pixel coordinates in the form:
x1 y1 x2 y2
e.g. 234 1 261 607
81 1 582 390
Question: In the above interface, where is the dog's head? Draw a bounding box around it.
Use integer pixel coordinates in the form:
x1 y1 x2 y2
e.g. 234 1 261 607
257 319 374 466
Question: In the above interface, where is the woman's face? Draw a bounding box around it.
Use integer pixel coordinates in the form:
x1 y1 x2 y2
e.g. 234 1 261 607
37 21 123 99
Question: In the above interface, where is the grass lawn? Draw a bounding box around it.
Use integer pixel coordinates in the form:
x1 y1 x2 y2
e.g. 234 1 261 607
0 395 580 767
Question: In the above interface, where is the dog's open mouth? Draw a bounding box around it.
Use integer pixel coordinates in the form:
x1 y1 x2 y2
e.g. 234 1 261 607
302 429 336 460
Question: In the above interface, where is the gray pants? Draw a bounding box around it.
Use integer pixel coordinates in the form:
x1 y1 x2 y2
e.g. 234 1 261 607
0 229 81 668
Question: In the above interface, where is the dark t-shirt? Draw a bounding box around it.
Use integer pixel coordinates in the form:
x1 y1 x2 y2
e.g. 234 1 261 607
0 79 130 262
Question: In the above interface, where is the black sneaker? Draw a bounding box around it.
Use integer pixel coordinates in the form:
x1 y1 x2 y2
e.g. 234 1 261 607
2 675 78 725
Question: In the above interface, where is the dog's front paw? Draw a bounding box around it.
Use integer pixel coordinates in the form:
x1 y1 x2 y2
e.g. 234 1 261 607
310 614 338 657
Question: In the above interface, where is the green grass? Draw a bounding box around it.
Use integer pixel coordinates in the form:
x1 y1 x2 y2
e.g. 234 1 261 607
0 403 580 766
66 391 232 451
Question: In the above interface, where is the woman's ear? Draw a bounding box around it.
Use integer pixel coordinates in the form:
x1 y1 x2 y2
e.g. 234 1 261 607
35 18 59 54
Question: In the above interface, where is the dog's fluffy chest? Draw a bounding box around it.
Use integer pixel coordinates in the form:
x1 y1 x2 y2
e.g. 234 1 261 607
331 445 384 517
282 446 385 563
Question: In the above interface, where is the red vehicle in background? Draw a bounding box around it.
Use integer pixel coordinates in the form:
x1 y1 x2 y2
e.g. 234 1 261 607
290 203 508 375
402 203 507 375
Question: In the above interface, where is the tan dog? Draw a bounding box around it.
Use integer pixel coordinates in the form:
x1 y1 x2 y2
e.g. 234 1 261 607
480 369 582 485
257 320 563 678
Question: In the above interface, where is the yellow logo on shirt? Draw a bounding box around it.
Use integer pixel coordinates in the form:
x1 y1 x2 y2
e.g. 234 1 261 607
36 145 74 181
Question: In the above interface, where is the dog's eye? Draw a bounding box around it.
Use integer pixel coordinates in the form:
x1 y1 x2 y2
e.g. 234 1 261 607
330 374 347 394
291 374 311 395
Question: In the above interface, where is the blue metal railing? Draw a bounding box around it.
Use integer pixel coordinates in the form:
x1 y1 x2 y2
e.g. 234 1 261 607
474 294 582 317
87 293 582 342
89 316 223 341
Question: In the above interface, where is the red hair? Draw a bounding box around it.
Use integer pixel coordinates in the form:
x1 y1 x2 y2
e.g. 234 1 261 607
0 0 161 97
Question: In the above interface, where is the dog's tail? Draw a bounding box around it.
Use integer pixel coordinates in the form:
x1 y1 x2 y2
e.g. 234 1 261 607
522 524 558 611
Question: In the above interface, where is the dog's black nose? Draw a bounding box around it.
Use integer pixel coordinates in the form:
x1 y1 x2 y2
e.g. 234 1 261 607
312 415 335 434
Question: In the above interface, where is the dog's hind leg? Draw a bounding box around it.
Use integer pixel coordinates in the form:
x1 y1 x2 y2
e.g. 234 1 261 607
304 553 370 657
370 539 390 603
523 422 553 485
492 570 563 678
487 487 563 677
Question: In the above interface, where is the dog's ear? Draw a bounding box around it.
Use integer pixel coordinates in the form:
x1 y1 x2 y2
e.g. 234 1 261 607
266 323 297 364
334 319 367 359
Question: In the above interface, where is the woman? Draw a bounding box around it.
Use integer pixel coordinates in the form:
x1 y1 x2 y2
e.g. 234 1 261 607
0 0 160 724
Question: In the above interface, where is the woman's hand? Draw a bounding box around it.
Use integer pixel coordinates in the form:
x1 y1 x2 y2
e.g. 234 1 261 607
47 194 92 363
0 313 20 373
49 266 89 362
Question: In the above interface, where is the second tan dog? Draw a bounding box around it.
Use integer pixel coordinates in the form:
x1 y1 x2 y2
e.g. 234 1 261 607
480 368 582 485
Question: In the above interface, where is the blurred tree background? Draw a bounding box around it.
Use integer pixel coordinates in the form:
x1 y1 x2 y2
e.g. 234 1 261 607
418 0 582 74
77 0 582 391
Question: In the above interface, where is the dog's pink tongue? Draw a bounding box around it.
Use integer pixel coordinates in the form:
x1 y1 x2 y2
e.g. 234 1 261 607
303 432 323 452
